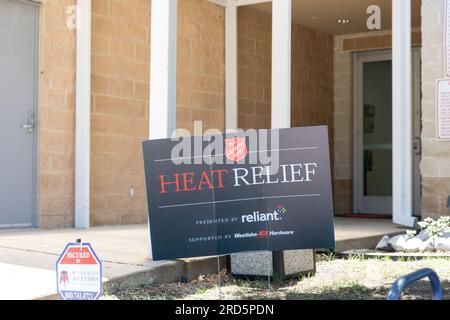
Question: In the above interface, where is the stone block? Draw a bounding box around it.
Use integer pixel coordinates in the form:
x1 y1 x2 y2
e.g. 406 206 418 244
231 250 315 278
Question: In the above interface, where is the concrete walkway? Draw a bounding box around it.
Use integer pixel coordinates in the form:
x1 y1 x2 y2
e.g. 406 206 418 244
333 217 405 251
0 218 404 300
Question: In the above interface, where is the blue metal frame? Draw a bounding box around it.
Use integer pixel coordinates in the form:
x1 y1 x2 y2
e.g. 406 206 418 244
387 268 443 300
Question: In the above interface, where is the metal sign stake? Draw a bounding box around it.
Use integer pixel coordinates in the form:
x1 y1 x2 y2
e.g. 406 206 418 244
217 256 222 300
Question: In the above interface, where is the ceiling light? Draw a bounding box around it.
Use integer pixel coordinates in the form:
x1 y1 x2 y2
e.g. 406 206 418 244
337 18 351 24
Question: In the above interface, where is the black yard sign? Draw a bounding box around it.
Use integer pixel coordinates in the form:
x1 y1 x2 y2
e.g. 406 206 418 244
142 126 335 261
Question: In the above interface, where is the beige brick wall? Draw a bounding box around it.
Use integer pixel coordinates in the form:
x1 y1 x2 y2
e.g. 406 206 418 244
37 0 77 228
421 0 450 219
237 8 271 129
91 0 151 226
37 1 333 227
177 0 225 132
291 24 334 132
343 32 422 51
90 0 225 226
237 7 334 135
35 0 450 227
333 29 421 215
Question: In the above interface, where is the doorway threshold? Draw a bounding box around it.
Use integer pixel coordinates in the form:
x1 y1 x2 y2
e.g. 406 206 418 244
335 214 392 220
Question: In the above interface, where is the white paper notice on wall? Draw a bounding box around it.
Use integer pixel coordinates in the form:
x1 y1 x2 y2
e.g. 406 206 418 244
437 79 450 140
446 0 450 77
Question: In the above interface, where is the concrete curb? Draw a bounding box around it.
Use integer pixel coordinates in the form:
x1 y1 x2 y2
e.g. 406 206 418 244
104 261 185 294
105 256 227 295
34 256 226 300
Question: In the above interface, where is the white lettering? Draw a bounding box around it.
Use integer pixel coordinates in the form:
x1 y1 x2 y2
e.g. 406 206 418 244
241 211 281 223
232 163 319 187
290 164 304 182
233 168 250 186
304 163 318 182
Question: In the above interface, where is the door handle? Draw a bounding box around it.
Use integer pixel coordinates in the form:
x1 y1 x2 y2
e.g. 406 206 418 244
21 111 35 134
413 137 421 155
21 123 35 134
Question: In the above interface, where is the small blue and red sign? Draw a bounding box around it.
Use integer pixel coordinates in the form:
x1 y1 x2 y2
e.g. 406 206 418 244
56 243 102 300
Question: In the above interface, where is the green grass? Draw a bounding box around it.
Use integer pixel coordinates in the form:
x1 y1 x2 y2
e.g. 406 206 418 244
109 255 450 301
194 284 212 295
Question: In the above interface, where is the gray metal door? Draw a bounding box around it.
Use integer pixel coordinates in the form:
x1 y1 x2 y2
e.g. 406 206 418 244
0 0 39 228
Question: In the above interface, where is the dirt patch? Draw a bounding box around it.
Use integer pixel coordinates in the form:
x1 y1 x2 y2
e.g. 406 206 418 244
109 255 450 300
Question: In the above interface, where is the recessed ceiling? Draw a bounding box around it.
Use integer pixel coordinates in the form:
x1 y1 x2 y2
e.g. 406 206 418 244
251 0 421 35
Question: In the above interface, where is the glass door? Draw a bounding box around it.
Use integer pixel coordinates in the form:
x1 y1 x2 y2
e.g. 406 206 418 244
354 51 393 214
353 49 421 215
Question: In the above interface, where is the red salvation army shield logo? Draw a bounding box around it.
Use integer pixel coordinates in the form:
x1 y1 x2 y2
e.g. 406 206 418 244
225 137 248 162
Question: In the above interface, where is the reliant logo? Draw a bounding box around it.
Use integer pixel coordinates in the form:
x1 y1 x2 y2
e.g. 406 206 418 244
276 204 287 215
241 205 287 224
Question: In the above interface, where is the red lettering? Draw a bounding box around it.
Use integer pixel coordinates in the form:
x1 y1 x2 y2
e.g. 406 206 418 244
198 171 214 190
211 169 228 189
159 174 181 193
182 172 197 192
258 230 269 238
159 170 230 193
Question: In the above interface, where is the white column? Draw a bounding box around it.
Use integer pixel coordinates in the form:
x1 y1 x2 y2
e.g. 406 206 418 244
148 0 178 259
392 0 416 227
225 5 238 131
149 0 177 140
75 0 91 229
271 0 291 128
